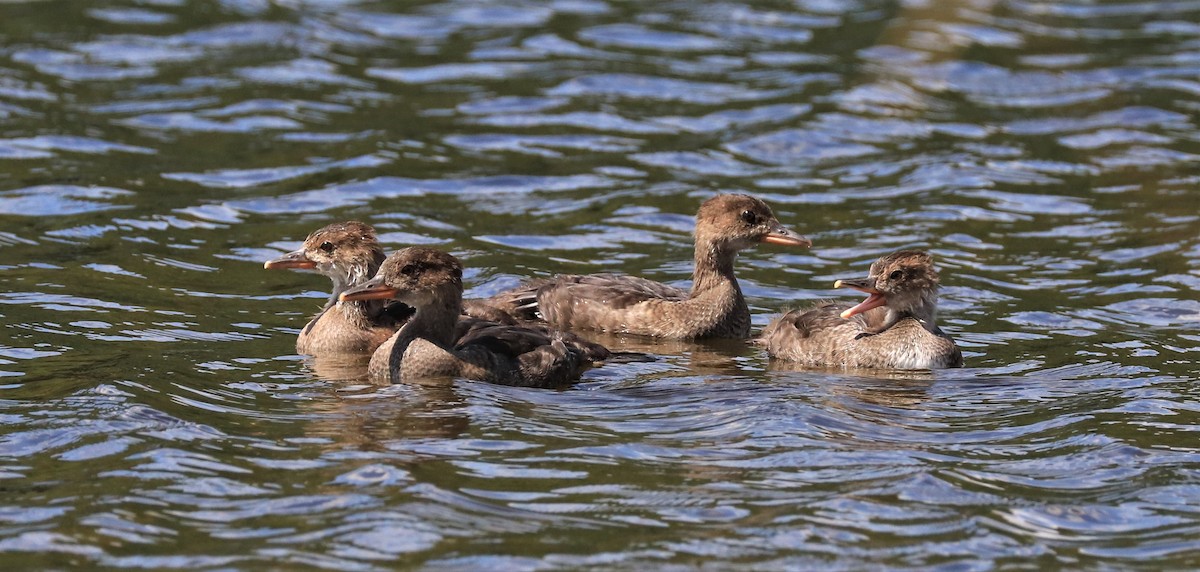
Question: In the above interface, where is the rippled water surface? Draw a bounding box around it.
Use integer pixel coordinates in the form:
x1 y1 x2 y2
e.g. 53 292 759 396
2 0 1199 568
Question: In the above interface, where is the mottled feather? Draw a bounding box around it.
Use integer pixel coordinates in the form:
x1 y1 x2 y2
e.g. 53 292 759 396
760 251 962 370
264 221 404 355
485 194 809 340
350 247 607 387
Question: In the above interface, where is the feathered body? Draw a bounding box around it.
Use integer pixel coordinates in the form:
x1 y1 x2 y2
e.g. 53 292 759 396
341 247 607 388
264 221 406 355
487 194 810 339
760 251 962 369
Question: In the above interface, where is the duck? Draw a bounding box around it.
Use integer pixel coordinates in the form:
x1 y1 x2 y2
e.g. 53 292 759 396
264 221 408 355
758 250 962 369
339 247 608 387
487 194 811 339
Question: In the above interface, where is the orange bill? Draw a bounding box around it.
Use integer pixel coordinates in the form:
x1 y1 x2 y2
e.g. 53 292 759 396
264 249 316 270
760 222 812 248
339 278 398 302
834 277 885 319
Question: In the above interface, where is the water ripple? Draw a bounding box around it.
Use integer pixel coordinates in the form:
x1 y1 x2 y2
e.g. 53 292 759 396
548 73 786 104
578 24 726 52
1 0 1198 568
0 186 134 216
163 154 390 189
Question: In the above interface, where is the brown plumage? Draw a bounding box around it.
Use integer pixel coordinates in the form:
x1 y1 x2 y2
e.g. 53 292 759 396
340 247 608 388
759 251 963 369
264 221 408 355
486 194 811 339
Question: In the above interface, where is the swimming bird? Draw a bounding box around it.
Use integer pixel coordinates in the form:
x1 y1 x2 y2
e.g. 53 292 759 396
758 250 962 369
340 247 607 387
487 194 810 339
264 221 407 355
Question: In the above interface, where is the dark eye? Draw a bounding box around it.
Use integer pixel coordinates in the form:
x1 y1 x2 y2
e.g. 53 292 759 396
740 210 760 225
889 270 903 280
400 264 418 276
319 241 334 253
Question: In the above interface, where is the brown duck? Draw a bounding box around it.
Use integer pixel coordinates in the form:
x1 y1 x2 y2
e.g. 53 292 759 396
264 221 406 355
759 250 962 369
488 194 810 339
340 247 607 387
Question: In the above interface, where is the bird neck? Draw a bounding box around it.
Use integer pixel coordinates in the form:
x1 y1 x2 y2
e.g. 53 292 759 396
327 262 382 327
891 289 940 332
690 238 740 297
396 286 461 349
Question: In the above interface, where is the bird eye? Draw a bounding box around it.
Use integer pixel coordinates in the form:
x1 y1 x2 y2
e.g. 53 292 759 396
400 264 418 276
739 210 760 225
889 270 903 280
319 241 334 253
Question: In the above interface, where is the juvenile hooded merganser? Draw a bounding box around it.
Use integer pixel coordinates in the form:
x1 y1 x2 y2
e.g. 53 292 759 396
264 221 407 355
489 194 810 339
759 250 962 369
340 247 607 387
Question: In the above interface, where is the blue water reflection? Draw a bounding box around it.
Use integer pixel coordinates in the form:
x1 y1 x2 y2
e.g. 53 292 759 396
0 0 1198 568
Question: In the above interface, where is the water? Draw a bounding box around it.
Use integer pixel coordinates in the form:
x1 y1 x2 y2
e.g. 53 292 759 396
1 0 1198 568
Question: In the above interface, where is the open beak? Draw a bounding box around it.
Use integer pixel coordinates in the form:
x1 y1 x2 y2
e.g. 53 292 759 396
834 276 886 319
339 276 398 302
759 221 812 248
264 248 316 270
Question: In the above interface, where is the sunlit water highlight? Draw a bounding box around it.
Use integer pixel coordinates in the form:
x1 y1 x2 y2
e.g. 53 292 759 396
1 0 1198 568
